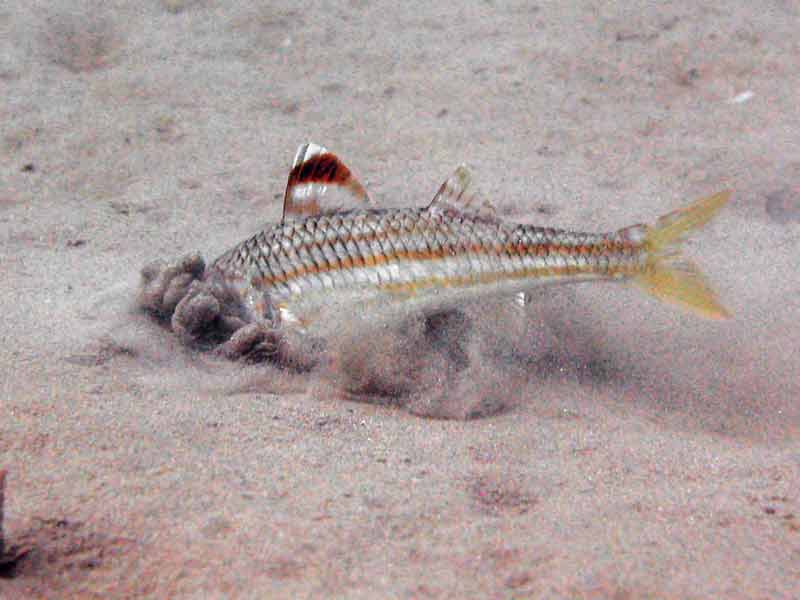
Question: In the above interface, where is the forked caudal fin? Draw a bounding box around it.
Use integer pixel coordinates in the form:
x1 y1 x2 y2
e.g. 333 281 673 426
632 190 732 319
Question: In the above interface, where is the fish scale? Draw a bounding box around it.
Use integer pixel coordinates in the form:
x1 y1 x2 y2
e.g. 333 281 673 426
210 207 638 325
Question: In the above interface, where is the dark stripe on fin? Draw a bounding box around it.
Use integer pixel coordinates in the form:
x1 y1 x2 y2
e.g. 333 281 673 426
282 143 371 222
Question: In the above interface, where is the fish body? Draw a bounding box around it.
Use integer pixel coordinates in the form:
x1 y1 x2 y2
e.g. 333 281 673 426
207 143 730 336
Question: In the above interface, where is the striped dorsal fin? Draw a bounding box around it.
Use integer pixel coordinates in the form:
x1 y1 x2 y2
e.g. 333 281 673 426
282 143 372 222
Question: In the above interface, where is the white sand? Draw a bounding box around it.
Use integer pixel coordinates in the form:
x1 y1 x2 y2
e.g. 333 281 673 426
1 1 798 597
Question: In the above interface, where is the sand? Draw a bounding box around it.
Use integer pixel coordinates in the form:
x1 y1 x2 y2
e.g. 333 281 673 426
1 1 799 597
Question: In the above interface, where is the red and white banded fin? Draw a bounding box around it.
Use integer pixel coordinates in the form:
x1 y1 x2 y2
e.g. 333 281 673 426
282 143 372 222
428 164 496 220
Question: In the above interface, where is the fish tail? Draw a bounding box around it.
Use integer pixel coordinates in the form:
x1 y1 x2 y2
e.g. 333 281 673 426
632 190 732 319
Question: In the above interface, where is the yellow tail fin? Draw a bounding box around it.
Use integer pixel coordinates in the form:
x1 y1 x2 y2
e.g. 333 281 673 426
633 191 732 319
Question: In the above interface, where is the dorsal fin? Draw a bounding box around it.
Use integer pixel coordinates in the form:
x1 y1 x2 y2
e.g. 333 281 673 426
282 143 372 222
427 164 497 220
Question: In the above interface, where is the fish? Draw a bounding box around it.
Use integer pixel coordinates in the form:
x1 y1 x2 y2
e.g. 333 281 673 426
203 142 730 344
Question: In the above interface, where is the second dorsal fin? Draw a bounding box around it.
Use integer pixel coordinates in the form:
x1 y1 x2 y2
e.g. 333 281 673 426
427 164 497 220
282 143 372 222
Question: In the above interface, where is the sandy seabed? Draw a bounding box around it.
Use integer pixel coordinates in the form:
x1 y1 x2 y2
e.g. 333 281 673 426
1 1 799 598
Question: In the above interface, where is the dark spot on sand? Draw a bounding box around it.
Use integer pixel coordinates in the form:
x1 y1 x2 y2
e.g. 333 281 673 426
676 67 701 87
65 339 138 367
765 188 800 224
110 201 152 216
578 357 619 384
66 239 86 248
0 470 6 559
314 416 342 430
534 203 558 216
423 309 471 368
201 516 232 539
20 163 35 173
615 31 657 43
0 516 134 581
262 557 305 580
464 396 508 419
470 475 537 515
321 82 345 94
162 0 204 14
0 554 25 579
505 571 533 589
43 12 123 74
281 100 300 115
660 16 680 31
154 116 183 144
